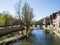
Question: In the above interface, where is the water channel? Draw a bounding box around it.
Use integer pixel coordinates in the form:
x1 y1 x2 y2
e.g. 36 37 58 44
9 29 60 45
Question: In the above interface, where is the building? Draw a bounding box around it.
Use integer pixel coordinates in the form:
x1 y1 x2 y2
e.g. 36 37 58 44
50 11 60 32
43 16 50 28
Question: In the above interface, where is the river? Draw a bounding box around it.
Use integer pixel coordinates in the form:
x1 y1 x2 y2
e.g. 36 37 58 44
9 29 60 45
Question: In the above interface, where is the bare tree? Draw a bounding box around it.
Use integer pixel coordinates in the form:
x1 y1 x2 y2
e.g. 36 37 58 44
15 0 25 35
15 0 22 24
22 2 34 35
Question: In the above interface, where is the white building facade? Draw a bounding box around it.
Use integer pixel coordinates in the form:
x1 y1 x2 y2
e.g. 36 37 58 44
50 11 60 32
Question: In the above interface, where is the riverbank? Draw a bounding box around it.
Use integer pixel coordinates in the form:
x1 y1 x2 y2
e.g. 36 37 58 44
43 27 60 39
0 30 27 45
0 26 33 45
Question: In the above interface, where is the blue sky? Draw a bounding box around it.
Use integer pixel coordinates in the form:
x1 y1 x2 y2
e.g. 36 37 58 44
0 0 60 21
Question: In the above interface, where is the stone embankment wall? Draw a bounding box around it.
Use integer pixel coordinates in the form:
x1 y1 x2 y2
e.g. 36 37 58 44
0 25 24 35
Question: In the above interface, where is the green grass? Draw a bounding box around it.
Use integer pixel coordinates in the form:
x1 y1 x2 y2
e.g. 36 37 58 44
0 15 5 26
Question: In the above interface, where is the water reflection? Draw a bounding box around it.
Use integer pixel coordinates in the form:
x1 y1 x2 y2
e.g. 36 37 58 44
9 29 60 45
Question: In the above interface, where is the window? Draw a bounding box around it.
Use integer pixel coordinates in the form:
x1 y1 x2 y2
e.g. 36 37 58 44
59 22 60 27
